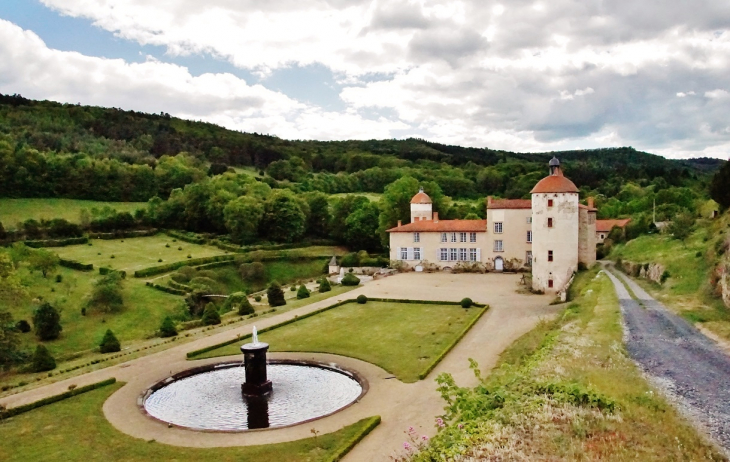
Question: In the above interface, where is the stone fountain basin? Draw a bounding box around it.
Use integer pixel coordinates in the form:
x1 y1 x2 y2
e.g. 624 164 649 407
139 359 368 432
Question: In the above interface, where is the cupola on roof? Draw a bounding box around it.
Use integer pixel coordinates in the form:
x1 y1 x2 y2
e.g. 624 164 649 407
410 187 432 204
531 157 579 194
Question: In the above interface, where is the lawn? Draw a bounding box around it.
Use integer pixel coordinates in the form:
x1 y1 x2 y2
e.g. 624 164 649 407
53 235 227 273
0 382 380 462
0 198 145 227
198 301 486 382
331 192 382 202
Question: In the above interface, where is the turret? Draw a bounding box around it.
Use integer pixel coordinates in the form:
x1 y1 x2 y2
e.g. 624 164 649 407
410 187 433 222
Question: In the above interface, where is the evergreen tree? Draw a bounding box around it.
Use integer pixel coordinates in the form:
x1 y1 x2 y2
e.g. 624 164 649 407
158 316 178 337
201 303 221 325
237 297 255 316
318 278 332 293
296 284 311 300
267 281 286 307
99 329 121 353
29 344 56 372
33 302 62 341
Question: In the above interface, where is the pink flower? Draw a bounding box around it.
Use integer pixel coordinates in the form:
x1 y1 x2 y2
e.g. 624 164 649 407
404 442 412 451
458 424 464 430
421 435 429 441
436 418 445 428
408 426 415 434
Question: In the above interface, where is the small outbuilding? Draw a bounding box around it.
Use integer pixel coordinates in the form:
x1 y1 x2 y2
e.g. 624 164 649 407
328 256 339 275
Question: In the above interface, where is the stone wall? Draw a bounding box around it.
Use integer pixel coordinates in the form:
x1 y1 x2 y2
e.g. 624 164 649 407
618 259 667 285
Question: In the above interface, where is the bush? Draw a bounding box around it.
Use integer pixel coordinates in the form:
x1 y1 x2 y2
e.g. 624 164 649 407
267 282 286 307
340 252 358 267
341 272 361 286
660 270 671 284
15 320 31 333
59 258 93 271
55 274 63 283
99 329 121 353
297 285 311 299
201 303 222 325
290 285 297 292
254 295 262 302
237 297 255 316
356 294 368 304
33 302 62 341
318 277 332 293
158 316 178 337
461 297 473 308
29 345 56 372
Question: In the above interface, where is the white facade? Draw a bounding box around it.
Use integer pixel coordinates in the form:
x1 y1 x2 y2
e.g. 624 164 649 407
411 203 433 223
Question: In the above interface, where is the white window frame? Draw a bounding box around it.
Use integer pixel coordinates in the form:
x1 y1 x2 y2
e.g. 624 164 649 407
459 248 467 261
450 233 457 243
527 231 532 243
440 248 448 261
400 247 408 260
494 222 503 233
469 232 477 243
414 247 421 260
441 233 447 243
469 248 477 261
526 217 532 224
494 240 503 252
414 232 420 243
459 232 467 242
526 251 533 266
449 248 458 261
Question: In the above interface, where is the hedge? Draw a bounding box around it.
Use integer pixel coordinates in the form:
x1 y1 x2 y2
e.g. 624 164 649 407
25 236 88 248
168 280 192 292
0 378 117 420
88 229 157 240
165 230 206 245
59 258 93 272
134 254 236 278
145 282 187 296
192 260 237 271
211 239 338 254
329 416 381 461
99 267 127 278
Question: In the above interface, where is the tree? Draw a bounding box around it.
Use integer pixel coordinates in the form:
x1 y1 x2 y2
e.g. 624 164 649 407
318 278 331 293
0 252 27 306
0 309 23 370
304 192 331 237
260 191 306 242
224 196 264 244
267 281 286 307
330 195 370 242
668 212 695 244
28 249 59 278
99 329 121 353
710 160 730 209
33 302 62 341
344 201 382 251
201 303 221 325
29 344 56 372
377 177 445 246
297 284 310 299
158 316 178 337
237 296 255 316
87 272 125 313
0 221 6 240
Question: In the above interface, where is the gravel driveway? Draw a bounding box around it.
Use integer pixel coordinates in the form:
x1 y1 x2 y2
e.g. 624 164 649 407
605 266 730 453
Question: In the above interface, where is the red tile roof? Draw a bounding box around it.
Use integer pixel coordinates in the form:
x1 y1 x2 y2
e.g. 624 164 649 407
596 218 631 232
488 199 532 209
410 191 432 204
531 172 579 194
387 219 487 233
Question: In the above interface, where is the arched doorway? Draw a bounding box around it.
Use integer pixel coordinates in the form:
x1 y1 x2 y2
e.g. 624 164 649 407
494 257 504 272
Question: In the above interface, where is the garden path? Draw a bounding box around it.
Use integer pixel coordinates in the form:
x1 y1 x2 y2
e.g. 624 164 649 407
0 272 557 460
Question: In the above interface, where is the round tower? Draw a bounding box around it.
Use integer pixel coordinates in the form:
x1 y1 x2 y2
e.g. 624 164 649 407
530 158 580 293
410 187 433 222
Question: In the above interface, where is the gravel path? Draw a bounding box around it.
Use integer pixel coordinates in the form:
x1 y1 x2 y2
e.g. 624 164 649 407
605 266 730 452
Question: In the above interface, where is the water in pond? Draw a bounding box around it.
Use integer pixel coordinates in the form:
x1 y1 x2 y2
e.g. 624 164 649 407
144 364 362 431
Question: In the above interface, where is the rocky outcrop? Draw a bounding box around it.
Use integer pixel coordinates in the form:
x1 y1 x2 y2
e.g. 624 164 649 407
618 259 667 285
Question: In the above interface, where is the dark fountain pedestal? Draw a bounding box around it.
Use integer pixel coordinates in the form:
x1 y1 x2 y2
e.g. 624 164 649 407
240 342 273 396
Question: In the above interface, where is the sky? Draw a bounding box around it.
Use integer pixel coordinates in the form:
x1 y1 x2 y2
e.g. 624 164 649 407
0 1 729 159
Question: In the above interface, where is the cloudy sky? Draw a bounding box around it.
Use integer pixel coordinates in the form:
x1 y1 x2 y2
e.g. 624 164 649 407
1 0 729 159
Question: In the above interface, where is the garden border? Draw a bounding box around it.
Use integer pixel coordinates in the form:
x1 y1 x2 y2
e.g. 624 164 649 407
328 415 381 462
0 378 117 419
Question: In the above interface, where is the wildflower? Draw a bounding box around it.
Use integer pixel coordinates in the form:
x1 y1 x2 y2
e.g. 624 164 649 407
422 435 429 441
404 442 412 451
436 418 445 428
458 424 464 430
408 426 415 434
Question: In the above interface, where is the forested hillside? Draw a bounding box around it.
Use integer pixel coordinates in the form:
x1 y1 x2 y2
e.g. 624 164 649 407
0 93 725 250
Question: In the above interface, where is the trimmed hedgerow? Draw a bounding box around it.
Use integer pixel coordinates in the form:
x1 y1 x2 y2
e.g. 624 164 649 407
25 236 88 248
329 416 382 461
165 230 206 245
88 229 157 240
99 267 126 278
145 282 187 296
0 378 117 420
59 258 93 272
134 255 236 278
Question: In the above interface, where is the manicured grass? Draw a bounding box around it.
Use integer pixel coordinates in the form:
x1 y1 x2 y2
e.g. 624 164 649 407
0 382 380 462
411 269 724 460
198 301 486 382
0 198 145 227
54 235 227 273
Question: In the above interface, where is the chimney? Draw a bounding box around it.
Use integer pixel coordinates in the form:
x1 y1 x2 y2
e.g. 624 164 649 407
487 196 493 207
587 197 594 209
433 212 439 222
397 220 402 227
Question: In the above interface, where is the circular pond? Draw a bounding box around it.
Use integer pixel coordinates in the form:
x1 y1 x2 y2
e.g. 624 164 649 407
142 362 364 431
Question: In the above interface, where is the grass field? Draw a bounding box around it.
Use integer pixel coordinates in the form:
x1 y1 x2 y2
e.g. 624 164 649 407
54 235 227 273
0 198 145 227
198 301 486 382
409 268 724 460
0 382 380 462
331 192 382 202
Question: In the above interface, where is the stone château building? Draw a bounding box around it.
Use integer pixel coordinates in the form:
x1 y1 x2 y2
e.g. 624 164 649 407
387 157 597 293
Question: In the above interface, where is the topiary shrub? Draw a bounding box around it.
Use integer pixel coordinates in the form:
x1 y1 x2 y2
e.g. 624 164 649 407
158 316 178 337
290 285 297 292
254 295 262 302
201 303 221 325
99 329 121 353
15 320 31 333
267 282 286 307
33 302 62 341
460 297 473 308
55 274 63 283
318 278 331 293
356 294 368 304
29 345 56 372
341 273 361 286
297 285 311 300
237 297 255 316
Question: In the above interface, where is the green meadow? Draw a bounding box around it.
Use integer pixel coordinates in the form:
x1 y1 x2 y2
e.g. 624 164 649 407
0 198 145 227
